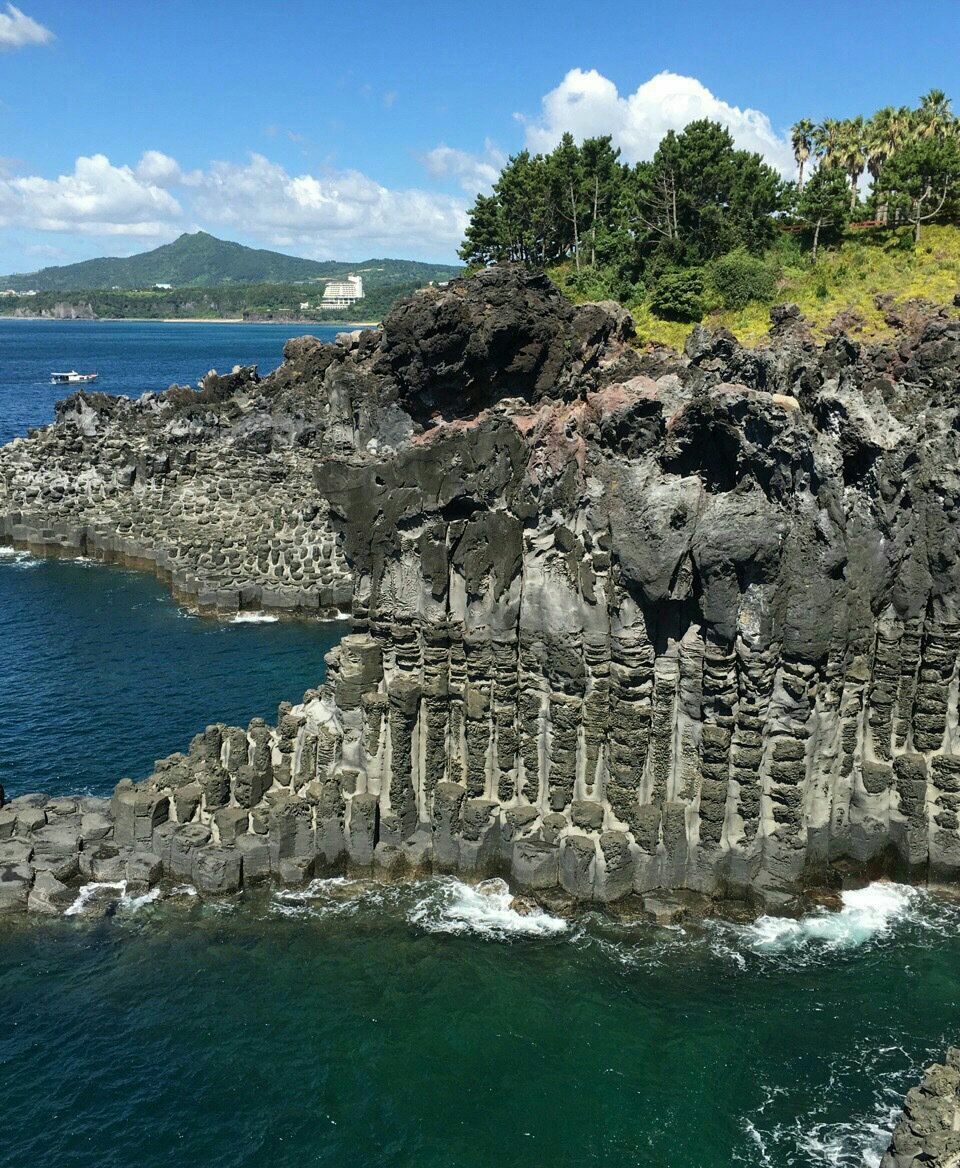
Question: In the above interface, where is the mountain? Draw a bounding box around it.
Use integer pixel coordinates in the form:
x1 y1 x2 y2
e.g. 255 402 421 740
0 232 461 292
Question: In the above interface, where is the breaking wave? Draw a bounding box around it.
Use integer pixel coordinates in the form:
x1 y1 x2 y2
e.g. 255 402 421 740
64 880 167 916
64 880 127 916
271 876 384 920
407 877 569 940
0 547 37 568
736 1042 938 1168
741 883 919 954
270 875 569 939
230 611 279 624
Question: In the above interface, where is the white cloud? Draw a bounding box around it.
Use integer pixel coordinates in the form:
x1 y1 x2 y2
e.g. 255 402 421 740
0 154 181 236
421 140 506 194
135 150 183 187
521 68 794 175
187 153 468 255
0 3 53 50
0 149 469 258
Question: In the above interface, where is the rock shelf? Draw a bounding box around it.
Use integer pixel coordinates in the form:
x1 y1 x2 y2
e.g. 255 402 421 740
4 267 960 915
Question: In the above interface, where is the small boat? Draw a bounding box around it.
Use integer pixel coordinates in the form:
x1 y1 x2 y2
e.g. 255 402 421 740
50 370 99 384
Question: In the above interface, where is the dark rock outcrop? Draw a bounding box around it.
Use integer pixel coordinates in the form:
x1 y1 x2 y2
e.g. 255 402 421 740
882 1049 960 1167
4 267 960 910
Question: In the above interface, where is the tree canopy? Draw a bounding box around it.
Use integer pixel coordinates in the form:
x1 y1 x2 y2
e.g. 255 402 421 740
459 92 960 328
459 121 782 280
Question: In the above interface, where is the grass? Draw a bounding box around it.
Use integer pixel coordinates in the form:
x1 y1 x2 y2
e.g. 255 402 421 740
549 224 960 350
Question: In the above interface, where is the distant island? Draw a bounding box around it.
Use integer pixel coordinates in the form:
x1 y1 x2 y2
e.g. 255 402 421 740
0 231 462 322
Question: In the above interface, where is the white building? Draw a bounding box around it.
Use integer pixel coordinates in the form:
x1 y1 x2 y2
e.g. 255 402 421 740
321 275 364 309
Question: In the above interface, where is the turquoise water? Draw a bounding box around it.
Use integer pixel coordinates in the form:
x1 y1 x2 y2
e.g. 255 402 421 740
2 323 959 1168
2 878 959 1168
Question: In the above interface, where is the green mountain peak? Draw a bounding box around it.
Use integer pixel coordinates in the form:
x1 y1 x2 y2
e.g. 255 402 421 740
0 234 460 292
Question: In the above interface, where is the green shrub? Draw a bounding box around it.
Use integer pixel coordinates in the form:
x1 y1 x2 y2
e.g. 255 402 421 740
710 249 777 309
650 269 706 322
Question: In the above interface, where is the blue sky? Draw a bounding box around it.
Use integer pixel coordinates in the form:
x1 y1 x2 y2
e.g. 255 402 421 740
1 0 958 272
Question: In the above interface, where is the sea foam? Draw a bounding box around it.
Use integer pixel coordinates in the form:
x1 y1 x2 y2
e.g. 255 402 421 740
231 611 279 624
0 547 37 567
744 882 918 953
65 880 164 915
408 877 569 940
64 880 127 916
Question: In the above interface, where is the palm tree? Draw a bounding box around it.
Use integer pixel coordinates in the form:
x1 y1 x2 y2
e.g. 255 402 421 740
791 119 815 189
866 107 901 223
918 88 953 140
866 108 896 181
838 117 868 211
891 105 917 148
813 118 844 168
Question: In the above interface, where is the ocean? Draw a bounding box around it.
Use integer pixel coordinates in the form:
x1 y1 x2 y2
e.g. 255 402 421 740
0 317 352 445
1 322 958 1168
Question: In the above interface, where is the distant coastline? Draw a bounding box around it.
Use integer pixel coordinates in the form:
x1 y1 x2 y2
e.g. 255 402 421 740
1 315 381 327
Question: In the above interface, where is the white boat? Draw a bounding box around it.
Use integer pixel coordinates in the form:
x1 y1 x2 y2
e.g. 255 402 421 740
50 370 99 384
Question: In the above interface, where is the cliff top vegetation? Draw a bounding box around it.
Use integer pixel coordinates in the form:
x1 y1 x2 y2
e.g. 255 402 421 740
460 90 960 347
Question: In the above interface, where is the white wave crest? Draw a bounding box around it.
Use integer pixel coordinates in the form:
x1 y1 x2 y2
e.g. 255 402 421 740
231 611 279 624
797 1106 902 1168
272 876 376 919
408 877 569 940
120 886 162 912
65 879 164 915
744 883 918 953
0 547 37 567
738 1044 919 1168
64 880 127 916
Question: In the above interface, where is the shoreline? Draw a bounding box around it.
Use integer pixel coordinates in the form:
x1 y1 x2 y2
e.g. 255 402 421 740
0 315 381 327
0 533 352 624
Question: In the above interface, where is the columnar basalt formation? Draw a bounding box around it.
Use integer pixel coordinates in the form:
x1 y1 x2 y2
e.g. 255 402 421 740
882 1049 960 1167
4 268 960 912
0 363 353 614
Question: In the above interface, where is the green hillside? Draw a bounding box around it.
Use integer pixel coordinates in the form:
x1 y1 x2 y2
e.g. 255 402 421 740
0 232 461 292
550 224 960 349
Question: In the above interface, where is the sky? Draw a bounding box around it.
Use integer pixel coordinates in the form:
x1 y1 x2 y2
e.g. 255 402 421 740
0 0 958 273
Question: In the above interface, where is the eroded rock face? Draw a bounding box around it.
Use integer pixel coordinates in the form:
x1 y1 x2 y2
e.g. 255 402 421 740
4 267 960 909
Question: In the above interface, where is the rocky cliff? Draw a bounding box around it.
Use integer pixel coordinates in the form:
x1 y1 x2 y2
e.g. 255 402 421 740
882 1049 960 1167
3 266 960 912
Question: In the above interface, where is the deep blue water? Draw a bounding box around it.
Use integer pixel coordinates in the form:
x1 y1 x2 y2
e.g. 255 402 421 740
1 324 959 1168
0 319 350 797
0 552 347 798
0 318 349 444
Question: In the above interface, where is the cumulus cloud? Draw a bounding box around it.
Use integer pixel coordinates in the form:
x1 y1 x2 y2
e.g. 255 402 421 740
421 140 506 194
187 153 468 255
135 150 184 187
0 3 53 50
521 68 794 174
0 149 468 256
0 154 181 236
